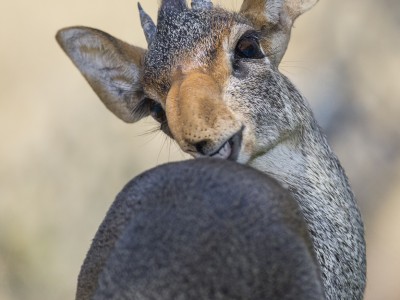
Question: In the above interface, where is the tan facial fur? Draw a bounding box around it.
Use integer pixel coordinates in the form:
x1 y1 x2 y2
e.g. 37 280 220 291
165 71 240 155
155 22 263 162
159 28 245 156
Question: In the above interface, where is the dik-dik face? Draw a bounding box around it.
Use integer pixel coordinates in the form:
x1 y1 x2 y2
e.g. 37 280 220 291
57 0 318 164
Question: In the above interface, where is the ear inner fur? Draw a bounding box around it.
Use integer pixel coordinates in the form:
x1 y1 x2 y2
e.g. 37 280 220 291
56 26 148 123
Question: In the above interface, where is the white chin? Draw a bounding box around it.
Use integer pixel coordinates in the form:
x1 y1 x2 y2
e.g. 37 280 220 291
210 141 232 160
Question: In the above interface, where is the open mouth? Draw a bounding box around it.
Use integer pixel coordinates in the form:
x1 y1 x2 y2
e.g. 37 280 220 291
209 127 244 161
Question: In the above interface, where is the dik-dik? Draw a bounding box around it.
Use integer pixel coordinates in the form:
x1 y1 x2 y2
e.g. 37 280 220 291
57 0 366 299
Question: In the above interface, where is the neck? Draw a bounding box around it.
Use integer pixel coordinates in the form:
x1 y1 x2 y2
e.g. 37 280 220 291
249 119 366 300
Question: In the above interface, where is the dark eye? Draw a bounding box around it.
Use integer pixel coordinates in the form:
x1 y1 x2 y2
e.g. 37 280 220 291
235 36 264 59
149 101 166 123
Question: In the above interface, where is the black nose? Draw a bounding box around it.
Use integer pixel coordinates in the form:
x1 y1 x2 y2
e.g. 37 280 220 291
194 140 209 155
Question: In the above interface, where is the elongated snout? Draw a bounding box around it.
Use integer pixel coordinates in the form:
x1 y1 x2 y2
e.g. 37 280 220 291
166 72 242 156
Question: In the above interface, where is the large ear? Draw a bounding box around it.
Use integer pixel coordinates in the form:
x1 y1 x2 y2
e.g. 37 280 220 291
240 0 319 65
56 26 149 123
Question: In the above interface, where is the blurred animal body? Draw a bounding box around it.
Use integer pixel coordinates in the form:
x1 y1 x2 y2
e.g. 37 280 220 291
81 159 325 299
56 0 366 299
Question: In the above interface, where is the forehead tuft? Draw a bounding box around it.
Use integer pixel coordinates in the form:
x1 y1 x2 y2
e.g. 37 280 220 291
144 7 238 95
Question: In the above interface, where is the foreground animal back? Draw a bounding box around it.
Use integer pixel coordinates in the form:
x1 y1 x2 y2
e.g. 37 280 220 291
78 159 324 299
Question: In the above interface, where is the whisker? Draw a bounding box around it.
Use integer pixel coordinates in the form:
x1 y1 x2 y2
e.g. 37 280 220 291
173 141 188 160
157 134 169 164
137 124 160 137
167 138 172 163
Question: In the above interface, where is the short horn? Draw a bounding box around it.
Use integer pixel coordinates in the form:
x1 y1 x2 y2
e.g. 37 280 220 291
191 0 213 10
138 3 156 45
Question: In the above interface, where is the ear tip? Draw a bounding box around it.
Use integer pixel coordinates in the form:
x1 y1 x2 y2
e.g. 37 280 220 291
55 28 72 49
56 26 98 50
55 27 80 47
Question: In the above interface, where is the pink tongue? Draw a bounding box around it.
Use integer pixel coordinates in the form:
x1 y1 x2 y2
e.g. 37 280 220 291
211 142 232 159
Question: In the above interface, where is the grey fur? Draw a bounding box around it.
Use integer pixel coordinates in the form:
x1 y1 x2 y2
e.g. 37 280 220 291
160 0 188 13
138 3 157 45
227 66 367 299
77 159 325 300
191 0 213 10
144 8 241 95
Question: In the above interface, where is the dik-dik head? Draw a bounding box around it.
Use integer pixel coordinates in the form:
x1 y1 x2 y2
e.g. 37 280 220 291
57 0 318 163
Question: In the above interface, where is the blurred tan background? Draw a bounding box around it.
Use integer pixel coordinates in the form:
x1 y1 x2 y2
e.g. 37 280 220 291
0 0 399 299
